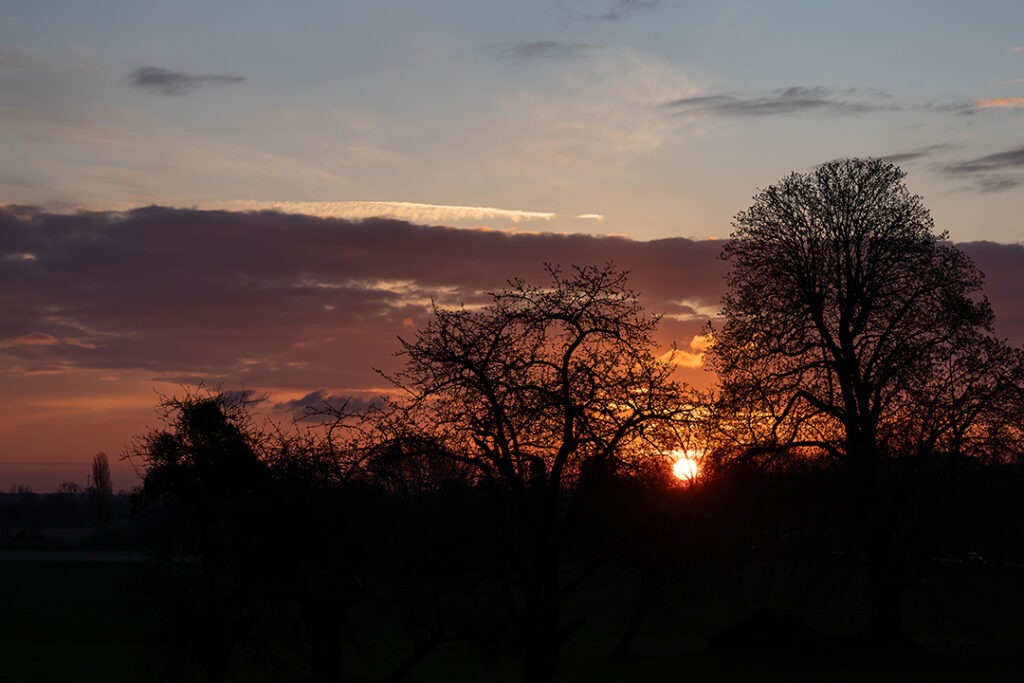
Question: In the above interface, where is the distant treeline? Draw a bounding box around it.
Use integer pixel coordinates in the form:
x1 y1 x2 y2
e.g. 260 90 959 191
0 487 133 540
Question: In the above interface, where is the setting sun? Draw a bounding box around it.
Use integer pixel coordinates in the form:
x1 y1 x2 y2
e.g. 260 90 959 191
670 450 701 481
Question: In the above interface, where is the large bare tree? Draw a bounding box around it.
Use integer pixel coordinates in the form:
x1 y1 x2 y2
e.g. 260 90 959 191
709 158 1023 642
381 264 694 681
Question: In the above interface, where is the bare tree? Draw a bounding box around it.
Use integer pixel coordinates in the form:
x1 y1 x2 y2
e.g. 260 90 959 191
377 264 694 681
708 158 1022 643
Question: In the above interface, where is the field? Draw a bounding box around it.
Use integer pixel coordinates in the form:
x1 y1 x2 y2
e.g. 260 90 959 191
3 546 1024 682
1 554 150 682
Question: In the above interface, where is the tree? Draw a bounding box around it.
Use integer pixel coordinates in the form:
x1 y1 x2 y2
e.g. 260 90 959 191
708 158 1022 642
378 264 694 681
88 452 113 536
130 390 364 682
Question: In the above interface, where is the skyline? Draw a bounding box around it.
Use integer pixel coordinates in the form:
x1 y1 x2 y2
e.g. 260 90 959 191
2 1 1024 488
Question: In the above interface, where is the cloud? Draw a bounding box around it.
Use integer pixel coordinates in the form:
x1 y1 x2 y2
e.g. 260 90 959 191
878 144 953 165
927 96 1024 115
659 333 715 369
575 213 605 221
664 299 722 322
941 145 1024 180
976 176 1022 193
665 87 895 118
194 200 556 224
0 206 726 395
972 97 1024 109
940 144 1024 192
272 390 377 418
665 88 1018 120
563 0 662 21
960 242 1024 343
3 206 1022 407
494 41 593 61
127 66 245 95
1010 45 1024 54
2 332 58 348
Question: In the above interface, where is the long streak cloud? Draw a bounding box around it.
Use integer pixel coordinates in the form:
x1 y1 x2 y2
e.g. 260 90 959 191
196 200 557 224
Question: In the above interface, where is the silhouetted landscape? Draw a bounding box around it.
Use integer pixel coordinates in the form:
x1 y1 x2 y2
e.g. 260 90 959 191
3 160 1023 681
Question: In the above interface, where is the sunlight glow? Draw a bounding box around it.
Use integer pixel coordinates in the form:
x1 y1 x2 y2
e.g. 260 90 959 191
669 449 701 481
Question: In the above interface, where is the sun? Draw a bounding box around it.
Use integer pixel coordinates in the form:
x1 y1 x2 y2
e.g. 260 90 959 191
670 450 701 481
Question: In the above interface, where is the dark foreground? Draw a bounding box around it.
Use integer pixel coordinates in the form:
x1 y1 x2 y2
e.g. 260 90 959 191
3 550 1022 683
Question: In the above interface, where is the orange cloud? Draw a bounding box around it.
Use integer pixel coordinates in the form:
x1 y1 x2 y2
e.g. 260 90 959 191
659 332 715 369
3 332 59 348
973 97 1024 109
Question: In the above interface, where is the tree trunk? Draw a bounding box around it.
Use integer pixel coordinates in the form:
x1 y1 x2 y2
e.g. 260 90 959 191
848 430 906 646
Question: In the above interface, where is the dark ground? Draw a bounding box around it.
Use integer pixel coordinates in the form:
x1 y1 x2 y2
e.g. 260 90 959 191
3 541 1023 682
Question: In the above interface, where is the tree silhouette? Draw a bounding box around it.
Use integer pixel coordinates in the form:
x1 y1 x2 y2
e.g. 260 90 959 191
708 158 1022 643
377 264 694 681
88 452 113 537
130 391 287 682
131 390 375 682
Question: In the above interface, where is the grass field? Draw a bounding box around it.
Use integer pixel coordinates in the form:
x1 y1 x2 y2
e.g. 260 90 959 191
3 552 1024 682
1 557 152 682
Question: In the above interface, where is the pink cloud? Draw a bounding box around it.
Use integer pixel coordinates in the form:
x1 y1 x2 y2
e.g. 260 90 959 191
3 332 59 348
973 97 1024 109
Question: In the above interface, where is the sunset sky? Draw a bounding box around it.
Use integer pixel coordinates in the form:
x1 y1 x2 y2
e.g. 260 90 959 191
2 1 1023 489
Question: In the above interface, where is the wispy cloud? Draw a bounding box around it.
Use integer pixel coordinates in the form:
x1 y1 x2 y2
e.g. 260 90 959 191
972 97 1024 109
127 66 245 95
878 144 952 165
665 87 895 118
942 145 1024 174
940 145 1024 193
1010 45 1024 54
667 86 1022 119
195 200 556 224
927 96 1024 115
975 176 1022 192
575 213 605 221
494 41 593 61
272 390 376 418
565 0 662 22
1 332 58 349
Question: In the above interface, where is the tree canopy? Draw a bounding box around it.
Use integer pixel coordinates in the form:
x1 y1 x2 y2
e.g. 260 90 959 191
386 263 695 494
708 157 1024 642
709 158 1011 465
